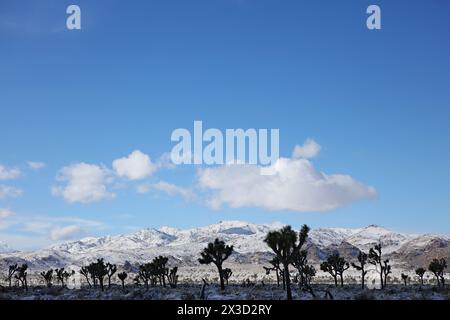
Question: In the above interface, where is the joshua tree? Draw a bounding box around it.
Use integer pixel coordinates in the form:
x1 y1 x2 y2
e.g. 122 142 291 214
291 225 315 290
106 263 117 289
14 264 28 290
167 267 179 288
401 273 409 286
222 268 233 286
198 238 234 291
137 262 154 291
118 272 127 290
264 225 298 300
415 267 426 286
153 256 169 287
368 244 391 289
80 266 92 287
264 257 284 288
40 269 54 288
6 264 19 288
428 258 447 287
321 253 349 287
351 252 369 289
55 268 75 288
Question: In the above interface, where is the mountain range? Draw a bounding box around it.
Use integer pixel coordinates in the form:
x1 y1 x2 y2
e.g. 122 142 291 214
0 221 449 273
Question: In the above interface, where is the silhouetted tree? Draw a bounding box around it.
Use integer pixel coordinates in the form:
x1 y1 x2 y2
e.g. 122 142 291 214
352 252 369 289
80 266 92 288
368 244 391 289
167 267 179 288
153 256 169 287
428 258 447 287
118 272 127 290
401 273 409 286
415 267 426 286
291 225 316 289
264 257 284 288
264 226 298 300
55 268 75 288
14 264 28 291
198 238 234 291
222 268 233 286
321 253 349 287
137 262 154 291
106 263 117 289
6 264 19 288
40 269 54 288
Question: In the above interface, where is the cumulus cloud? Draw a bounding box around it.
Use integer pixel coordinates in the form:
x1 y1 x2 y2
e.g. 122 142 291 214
52 163 115 204
27 161 46 170
0 208 14 219
198 155 376 212
138 181 194 200
0 185 23 199
0 165 21 180
292 139 321 159
50 225 84 241
113 150 157 180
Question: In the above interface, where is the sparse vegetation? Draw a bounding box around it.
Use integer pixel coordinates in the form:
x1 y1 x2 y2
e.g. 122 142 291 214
352 252 369 290
428 258 447 287
368 244 391 289
320 253 349 287
415 268 426 286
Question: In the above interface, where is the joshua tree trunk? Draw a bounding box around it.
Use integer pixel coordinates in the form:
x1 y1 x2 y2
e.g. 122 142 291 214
340 274 344 287
275 269 280 287
333 275 338 287
361 273 365 290
217 264 225 291
284 264 292 300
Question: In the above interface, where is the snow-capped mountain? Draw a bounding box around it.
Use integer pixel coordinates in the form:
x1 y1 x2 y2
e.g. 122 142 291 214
0 241 14 253
0 221 448 272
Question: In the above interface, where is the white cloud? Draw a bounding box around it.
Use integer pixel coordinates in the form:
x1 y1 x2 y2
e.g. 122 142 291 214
50 225 84 241
112 150 157 180
0 185 23 199
0 208 14 219
138 181 194 200
27 161 46 170
0 165 21 180
198 155 376 212
52 163 115 204
292 139 321 159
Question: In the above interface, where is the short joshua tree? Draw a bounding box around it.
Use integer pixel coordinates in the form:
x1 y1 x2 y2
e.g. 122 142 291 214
352 252 369 290
199 238 234 291
106 263 117 289
401 273 409 286
167 267 179 288
264 257 284 289
14 264 28 291
55 268 75 288
118 272 128 290
6 264 19 288
415 268 426 286
40 269 54 288
428 258 447 287
320 253 349 287
222 268 233 286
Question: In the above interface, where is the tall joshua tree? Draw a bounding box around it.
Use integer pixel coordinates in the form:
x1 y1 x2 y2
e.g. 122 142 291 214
264 226 298 300
321 253 349 287
428 258 447 287
292 225 315 289
415 267 426 286
199 238 234 291
368 244 391 289
352 252 369 290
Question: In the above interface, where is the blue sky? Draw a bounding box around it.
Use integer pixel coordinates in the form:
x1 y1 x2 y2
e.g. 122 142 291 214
1 0 450 250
